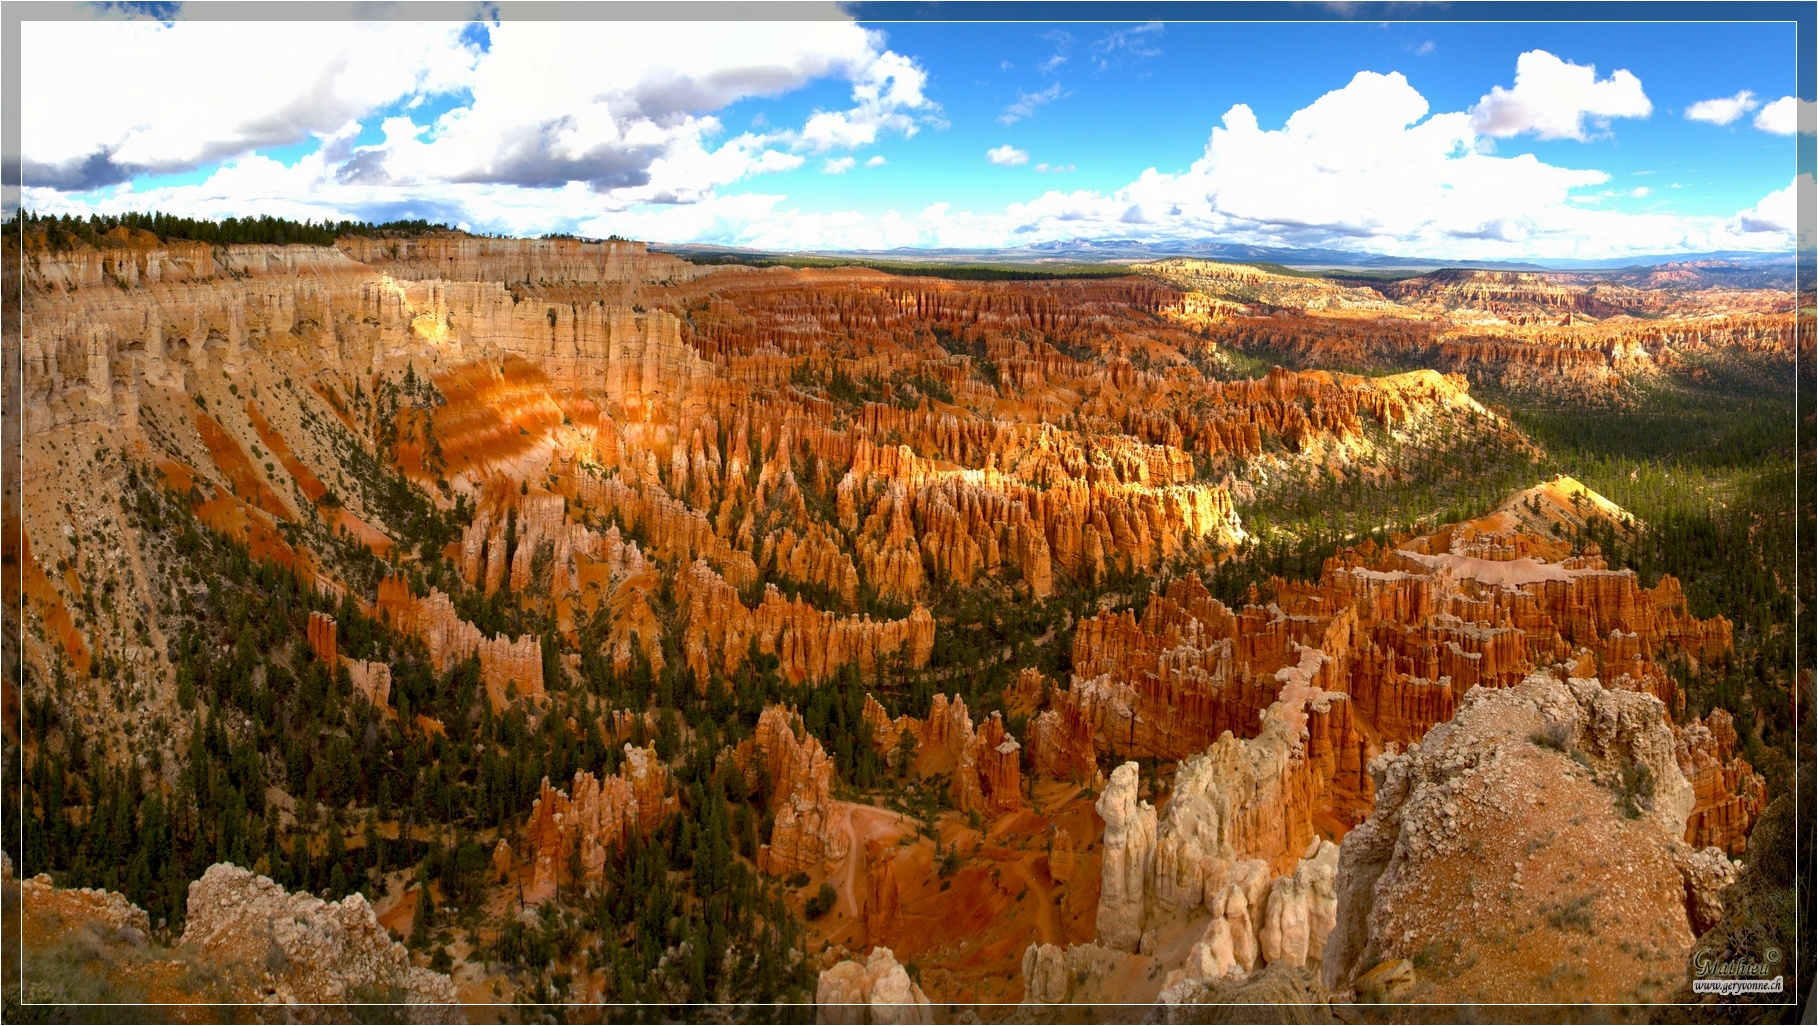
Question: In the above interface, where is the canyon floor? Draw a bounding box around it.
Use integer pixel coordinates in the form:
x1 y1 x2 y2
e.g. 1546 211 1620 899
2 225 1809 1022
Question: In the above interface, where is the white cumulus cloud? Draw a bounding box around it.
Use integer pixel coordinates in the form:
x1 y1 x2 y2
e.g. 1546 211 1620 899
19 37 1796 262
953 68 1787 260
1470 50 1651 141
796 49 932 153
1686 90 1760 125
21 18 930 206
1733 176 1800 233
1752 95 1813 135
22 20 477 189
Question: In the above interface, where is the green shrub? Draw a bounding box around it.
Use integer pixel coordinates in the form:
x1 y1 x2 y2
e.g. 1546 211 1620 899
804 883 837 920
937 848 961 878
1545 893 1598 933
1527 722 1569 752
1613 758 1655 820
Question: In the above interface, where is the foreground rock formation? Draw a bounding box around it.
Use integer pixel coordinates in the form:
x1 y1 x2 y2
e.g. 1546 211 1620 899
1090 746 1345 979
8 858 458 1018
1013 478 1765 1007
1323 672 1739 1004
181 863 460 1010
815 946 934 1024
1020 941 1140 1006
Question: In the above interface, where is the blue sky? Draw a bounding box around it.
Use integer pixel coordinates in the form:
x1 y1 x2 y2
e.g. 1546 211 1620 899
19 14 1809 260
802 21 1794 214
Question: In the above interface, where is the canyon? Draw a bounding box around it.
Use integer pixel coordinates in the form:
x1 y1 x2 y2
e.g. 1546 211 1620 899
4 226 1796 1017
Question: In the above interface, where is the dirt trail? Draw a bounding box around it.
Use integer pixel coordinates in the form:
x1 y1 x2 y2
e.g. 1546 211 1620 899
834 805 863 918
1009 858 1058 947
829 803 913 921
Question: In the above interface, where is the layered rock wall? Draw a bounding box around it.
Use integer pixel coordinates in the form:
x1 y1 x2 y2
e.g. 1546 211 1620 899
678 559 933 689
1677 708 1769 856
376 572 545 711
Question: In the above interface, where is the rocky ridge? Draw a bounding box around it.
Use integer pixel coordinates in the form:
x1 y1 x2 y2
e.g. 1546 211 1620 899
8 857 459 1018
1322 672 1741 1003
180 863 460 1012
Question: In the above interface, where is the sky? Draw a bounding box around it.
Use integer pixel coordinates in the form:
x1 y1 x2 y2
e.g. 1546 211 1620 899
16 11 1813 262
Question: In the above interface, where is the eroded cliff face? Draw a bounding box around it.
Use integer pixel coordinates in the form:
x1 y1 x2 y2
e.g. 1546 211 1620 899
336 234 708 289
1084 660 1356 983
678 558 935 689
10 232 1530 768
377 573 546 712
1677 708 1769 856
1031 478 1740 789
724 707 848 877
861 692 1025 816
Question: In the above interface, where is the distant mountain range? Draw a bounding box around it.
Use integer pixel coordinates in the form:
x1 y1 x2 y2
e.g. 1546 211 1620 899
655 237 1800 276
